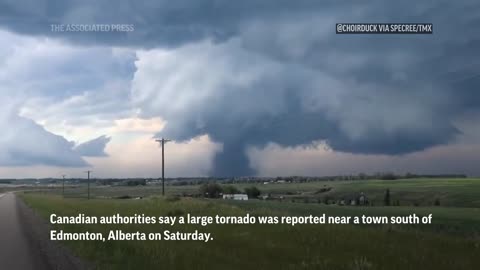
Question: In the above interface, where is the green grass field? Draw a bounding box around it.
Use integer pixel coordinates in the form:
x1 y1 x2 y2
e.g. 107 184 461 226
40 178 480 207
20 192 480 270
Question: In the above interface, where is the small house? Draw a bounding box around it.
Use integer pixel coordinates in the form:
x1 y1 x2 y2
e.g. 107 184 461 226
223 194 249 201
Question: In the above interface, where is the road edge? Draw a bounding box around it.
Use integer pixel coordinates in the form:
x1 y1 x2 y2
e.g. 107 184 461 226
15 193 94 270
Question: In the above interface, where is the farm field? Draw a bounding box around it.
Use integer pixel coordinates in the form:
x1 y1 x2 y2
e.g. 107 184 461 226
34 178 480 208
20 191 480 270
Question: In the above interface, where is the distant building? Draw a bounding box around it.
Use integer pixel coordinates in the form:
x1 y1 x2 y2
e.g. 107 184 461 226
358 192 368 205
341 193 369 206
223 194 248 201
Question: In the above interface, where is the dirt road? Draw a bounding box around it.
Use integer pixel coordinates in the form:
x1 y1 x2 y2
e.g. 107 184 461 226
0 193 49 270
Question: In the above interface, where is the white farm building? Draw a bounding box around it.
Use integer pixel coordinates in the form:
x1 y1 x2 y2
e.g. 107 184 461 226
222 194 249 201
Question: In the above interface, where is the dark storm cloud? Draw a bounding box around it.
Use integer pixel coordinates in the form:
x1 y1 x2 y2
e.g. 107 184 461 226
74 135 111 157
0 0 332 47
2 0 480 176
0 30 133 168
0 112 88 167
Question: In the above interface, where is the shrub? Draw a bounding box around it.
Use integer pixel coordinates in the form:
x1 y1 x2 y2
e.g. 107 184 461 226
222 185 240 194
244 186 261 199
165 195 181 202
380 173 397 180
199 183 222 198
323 196 330 205
384 188 391 206
124 179 146 186
115 195 131 199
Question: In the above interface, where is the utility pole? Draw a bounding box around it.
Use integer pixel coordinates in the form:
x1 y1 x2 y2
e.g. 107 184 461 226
62 175 66 198
155 138 171 196
85 171 92 200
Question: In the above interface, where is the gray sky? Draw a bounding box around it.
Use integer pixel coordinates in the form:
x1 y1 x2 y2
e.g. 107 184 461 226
0 0 479 178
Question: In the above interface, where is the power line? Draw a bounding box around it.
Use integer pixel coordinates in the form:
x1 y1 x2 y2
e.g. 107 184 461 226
62 174 66 198
85 170 92 200
155 138 171 196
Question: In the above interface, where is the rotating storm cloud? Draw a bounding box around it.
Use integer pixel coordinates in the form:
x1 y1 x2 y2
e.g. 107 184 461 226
0 0 480 176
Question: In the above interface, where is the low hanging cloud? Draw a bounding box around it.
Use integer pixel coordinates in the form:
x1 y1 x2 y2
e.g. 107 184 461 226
0 113 111 167
74 135 111 157
0 30 129 168
0 100 88 167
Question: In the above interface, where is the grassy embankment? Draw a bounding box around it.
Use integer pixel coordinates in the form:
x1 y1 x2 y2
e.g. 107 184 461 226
20 192 480 270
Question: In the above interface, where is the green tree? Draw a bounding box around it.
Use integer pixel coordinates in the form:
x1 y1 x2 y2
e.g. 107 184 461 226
322 196 330 205
384 188 391 206
244 186 261 199
222 185 240 194
199 183 222 198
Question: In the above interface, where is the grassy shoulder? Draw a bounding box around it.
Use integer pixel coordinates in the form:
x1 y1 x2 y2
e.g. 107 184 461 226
222 200 480 236
20 193 480 270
